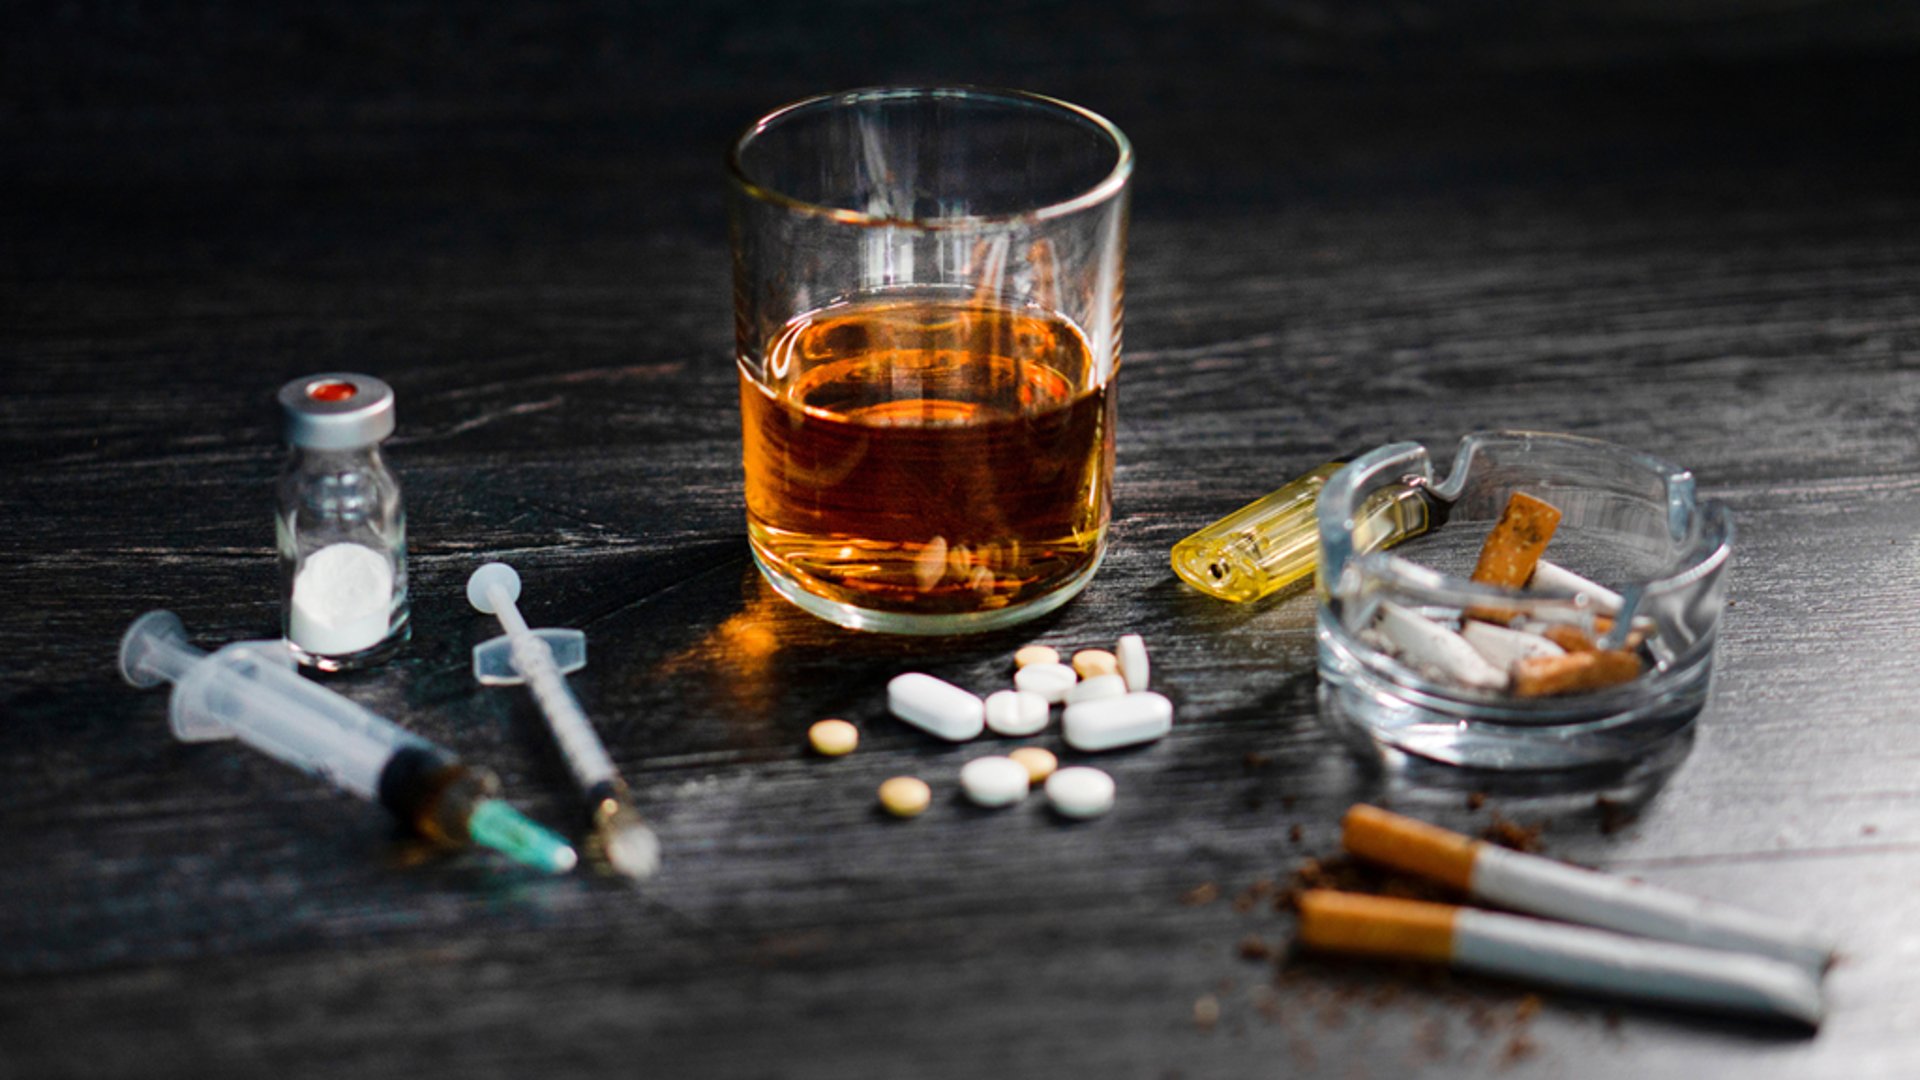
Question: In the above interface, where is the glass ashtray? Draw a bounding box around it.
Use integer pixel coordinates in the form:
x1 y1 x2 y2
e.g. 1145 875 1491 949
1315 431 1733 771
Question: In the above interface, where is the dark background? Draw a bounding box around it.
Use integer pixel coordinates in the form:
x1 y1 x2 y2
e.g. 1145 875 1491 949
5 3 1919 1078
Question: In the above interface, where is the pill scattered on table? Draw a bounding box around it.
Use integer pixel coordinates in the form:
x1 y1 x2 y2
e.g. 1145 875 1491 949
1116 634 1150 691
985 689 1050 736
1066 673 1127 705
887 672 986 741
1014 661 1078 703
878 776 932 818
1014 644 1060 670
1008 747 1057 784
1072 649 1118 679
1046 766 1116 819
960 756 1031 808
807 718 859 757
1063 691 1174 752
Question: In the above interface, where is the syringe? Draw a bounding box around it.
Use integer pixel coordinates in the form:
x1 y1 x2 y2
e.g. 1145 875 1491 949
467 563 660 881
119 610 577 874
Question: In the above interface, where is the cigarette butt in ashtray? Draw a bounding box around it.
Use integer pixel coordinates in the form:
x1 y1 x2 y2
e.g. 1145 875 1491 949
1296 890 1823 1026
1465 491 1562 624
1342 806 1837 975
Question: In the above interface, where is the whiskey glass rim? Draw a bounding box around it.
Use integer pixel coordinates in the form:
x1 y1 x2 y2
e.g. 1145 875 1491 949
727 85 1134 231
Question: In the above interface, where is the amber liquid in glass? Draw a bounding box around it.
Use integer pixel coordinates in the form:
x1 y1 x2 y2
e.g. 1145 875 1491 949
740 293 1113 616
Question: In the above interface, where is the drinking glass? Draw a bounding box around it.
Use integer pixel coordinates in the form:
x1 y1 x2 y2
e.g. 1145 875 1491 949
729 87 1132 633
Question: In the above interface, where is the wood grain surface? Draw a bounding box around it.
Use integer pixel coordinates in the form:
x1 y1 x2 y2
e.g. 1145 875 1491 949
5 4 1919 1077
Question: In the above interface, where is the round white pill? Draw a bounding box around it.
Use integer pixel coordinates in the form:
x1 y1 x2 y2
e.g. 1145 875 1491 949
1013 661 1077 704
1116 633 1150 692
1062 691 1174 752
887 673 985 742
1066 673 1127 705
960 756 1030 808
985 689 1050 736
1045 766 1115 819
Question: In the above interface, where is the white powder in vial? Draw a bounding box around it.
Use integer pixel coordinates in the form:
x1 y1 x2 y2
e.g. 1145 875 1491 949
290 542 394 655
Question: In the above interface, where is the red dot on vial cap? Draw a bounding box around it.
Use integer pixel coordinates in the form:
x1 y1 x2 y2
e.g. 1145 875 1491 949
307 380 358 403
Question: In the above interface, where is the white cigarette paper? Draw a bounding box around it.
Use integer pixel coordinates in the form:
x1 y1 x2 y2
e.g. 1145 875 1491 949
1453 908 1824 1026
1375 601 1508 690
1471 845 1838 975
1529 559 1624 615
1461 620 1565 670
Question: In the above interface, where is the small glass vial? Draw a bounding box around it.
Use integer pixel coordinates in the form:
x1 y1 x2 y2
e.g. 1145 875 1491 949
276 373 410 670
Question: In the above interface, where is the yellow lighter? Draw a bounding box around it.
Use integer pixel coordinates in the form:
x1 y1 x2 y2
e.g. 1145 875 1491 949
1170 457 1445 603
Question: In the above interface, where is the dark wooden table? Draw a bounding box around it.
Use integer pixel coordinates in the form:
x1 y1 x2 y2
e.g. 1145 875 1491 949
6 5 1919 1076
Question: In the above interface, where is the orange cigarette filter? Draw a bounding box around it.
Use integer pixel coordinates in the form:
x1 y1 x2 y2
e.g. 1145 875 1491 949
1296 890 1458 962
1342 803 1481 890
1471 492 1562 588
1540 624 1598 652
1512 650 1642 697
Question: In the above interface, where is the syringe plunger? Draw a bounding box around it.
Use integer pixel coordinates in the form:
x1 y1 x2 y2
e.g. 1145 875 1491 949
118 610 575 874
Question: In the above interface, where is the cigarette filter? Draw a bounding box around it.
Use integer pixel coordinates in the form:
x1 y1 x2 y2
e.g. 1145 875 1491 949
1297 890 1823 1026
1510 649 1641 697
1470 492 1562 589
1343 805 1836 974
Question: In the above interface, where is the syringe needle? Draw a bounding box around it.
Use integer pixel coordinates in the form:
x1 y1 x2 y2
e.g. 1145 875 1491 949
118 610 577 875
467 563 660 881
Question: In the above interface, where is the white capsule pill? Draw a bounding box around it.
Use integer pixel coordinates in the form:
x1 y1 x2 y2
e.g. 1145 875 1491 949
1063 691 1174 752
1461 620 1565 671
1116 633 1150 692
1529 559 1624 615
960 755 1031 808
1045 766 1116 819
1014 661 1078 703
985 689 1051 737
887 673 985 742
1067 673 1128 705
1375 601 1508 691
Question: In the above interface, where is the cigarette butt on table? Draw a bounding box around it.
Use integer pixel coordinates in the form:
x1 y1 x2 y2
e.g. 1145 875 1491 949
1342 805 1837 975
1296 890 1824 1026
1511 649 1641 696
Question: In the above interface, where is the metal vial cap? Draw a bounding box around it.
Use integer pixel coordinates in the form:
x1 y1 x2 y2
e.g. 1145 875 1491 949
278 373 396 449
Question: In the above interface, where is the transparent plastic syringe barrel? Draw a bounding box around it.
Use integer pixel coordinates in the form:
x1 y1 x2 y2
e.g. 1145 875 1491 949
122 610 427 799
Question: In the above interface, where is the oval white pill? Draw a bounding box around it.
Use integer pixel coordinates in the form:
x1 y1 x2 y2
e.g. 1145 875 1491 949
1063 691 1174 752
1045 766 1116 819
887 673 985 742
1116 633 1150 692
1066 673 1127 705
984 689 1050 736
960 756 1030 808
1014 661 1077 703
